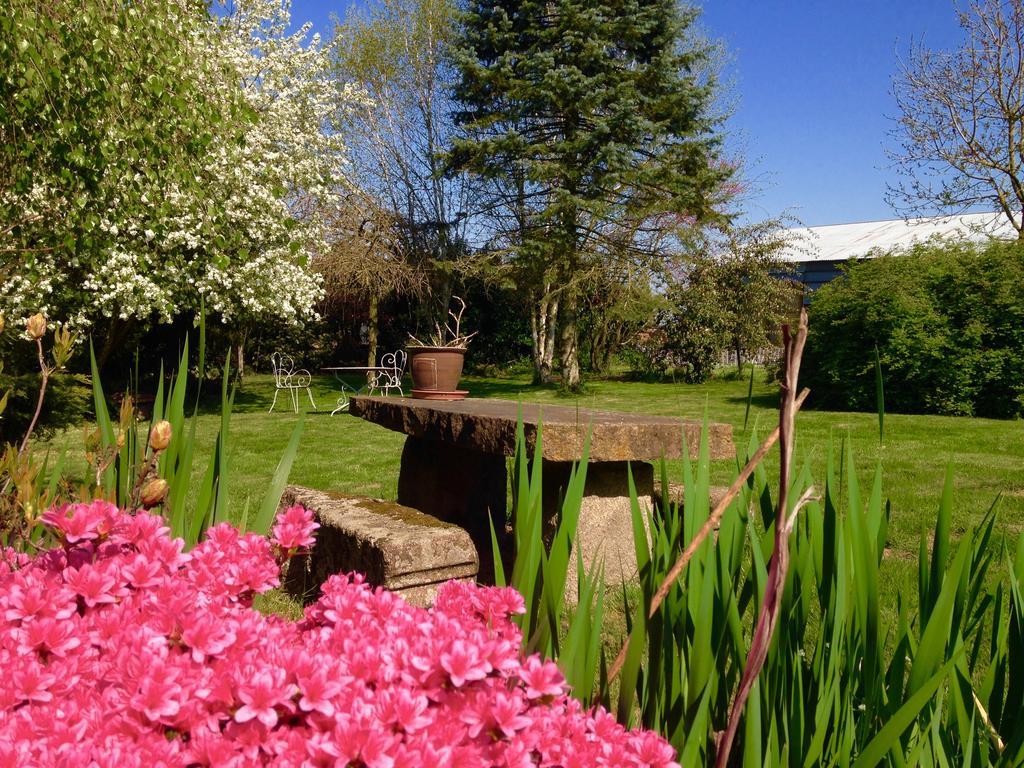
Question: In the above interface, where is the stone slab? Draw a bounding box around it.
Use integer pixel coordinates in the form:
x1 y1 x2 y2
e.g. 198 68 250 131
280 486 478 607
349 396 734 462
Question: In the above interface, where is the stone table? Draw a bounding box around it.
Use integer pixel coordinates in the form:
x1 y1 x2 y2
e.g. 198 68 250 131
348 396 734 583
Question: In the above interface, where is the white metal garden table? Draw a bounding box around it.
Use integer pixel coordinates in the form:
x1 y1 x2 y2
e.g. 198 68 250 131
321 366 400 415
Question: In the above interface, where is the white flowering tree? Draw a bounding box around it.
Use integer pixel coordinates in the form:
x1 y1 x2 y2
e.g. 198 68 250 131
2 0 363 358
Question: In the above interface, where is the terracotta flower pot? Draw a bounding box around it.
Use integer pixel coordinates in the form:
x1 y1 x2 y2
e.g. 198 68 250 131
407 346 467 396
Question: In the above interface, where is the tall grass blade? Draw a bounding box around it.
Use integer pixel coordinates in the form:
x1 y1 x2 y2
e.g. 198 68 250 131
744 363 755 434
196 302 207 385
909 539 970 696
923 464 955 625
616 612 646 727
542 430 590 636
874 344 885 443
89 340 116 494
488 513 506 587
150 365 165 434
212 352 236 527
252 413 305 536
44 448 66 501
239 497 251 535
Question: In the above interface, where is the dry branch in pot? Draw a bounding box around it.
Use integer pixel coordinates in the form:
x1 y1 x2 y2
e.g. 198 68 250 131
408 296 478 349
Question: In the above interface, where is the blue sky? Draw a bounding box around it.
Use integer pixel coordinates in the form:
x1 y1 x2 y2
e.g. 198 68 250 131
697 1 963 226
288 0 966 226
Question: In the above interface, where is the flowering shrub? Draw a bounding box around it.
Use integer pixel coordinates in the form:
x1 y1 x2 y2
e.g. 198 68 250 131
0 501 678 767
3 0 358 330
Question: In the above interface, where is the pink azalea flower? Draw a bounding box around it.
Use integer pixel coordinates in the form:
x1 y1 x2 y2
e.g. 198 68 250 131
630 730 682 768
130 661 184 723
16 616 81 658
122 553 165 589
63 564 119 607
234 668 292 728
11 661 56 704
519 656 566 700
4 582 54 622
440 639 492 687
181 611 236 662
377 688 432 733
271 504 319 551
40 500 115 544
296 667 343 717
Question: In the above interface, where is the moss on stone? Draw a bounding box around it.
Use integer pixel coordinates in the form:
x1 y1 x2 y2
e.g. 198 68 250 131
321 490 449 528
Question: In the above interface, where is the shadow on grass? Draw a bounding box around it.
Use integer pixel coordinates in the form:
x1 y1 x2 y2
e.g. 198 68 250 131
458 378 552 399
723 391 780 410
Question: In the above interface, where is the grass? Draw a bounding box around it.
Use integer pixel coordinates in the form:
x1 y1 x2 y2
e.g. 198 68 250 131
51 367 1024 610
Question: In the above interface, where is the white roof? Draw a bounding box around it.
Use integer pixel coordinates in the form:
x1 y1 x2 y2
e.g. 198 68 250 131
781 212 1019 263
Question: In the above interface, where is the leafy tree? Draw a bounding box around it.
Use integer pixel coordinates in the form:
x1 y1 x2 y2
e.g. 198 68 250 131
630 219 799 383
889 0 1024 236
683 219 801 373
2 0 357 358
655 262 731 383
449 0 730 390
1 0 230 320
578 261 665 375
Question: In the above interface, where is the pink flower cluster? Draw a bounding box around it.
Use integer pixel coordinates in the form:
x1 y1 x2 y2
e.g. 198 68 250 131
0 500 678 767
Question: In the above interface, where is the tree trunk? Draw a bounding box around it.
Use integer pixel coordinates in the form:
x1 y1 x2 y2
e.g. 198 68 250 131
590 323 610 374
531 292 558 384
735 338 743 375
557 194 581 391
602 323 625 373
542 312 557 380
367 294 380 367
530 311 543 383
96 317 135 370
600 341 613 374
434 270 453 332
560 293 581 392
232 325 248 379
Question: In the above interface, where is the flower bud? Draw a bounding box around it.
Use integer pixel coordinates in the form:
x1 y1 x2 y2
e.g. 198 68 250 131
0 315 5 335
140 478 169 508
26 313 47 340
149 420 172 452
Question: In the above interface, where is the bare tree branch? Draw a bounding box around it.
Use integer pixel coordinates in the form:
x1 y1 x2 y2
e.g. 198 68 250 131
889 0 1024 237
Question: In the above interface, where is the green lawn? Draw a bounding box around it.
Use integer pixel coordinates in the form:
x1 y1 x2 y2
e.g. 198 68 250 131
54 370 1024 605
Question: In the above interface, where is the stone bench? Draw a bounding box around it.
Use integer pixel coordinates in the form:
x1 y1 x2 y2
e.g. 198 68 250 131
279 486 479 608
349 396 735 587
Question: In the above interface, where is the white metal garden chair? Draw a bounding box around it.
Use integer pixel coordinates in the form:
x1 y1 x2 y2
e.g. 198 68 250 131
372 350 407 397
269 353 317 413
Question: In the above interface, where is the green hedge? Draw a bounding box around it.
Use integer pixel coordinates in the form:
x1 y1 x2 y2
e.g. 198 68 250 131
803 239 1024 418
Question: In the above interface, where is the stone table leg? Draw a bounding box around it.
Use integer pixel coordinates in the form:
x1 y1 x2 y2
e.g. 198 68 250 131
396 436 509 583
541 460 655 590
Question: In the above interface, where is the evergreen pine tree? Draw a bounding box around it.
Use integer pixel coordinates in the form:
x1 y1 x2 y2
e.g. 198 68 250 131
449 0 730 389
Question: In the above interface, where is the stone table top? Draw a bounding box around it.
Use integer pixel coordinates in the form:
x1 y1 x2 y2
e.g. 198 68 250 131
348 396 734 462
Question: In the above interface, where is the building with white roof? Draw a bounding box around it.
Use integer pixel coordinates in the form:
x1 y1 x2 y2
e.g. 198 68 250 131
778 212 1019 294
